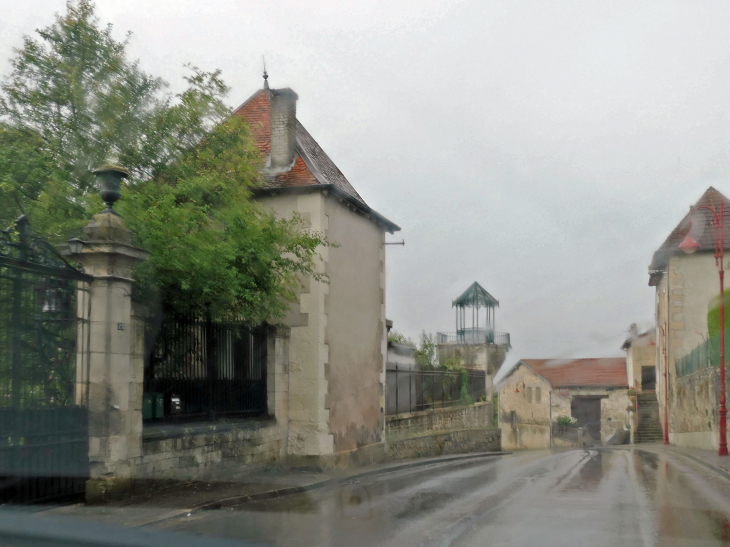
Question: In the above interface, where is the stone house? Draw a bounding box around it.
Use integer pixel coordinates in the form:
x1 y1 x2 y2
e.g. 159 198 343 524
648 187 730 450
233 76 400 461
622 327 663 444
498 358 630 448
622 326 657 392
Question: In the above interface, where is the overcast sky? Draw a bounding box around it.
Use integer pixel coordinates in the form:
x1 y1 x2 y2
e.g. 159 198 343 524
3 1 730 379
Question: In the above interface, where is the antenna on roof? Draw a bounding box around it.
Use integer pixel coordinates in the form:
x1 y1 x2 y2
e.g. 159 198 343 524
262 56 269 89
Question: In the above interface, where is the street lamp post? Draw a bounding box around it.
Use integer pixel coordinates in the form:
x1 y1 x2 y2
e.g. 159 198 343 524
679 200 727 456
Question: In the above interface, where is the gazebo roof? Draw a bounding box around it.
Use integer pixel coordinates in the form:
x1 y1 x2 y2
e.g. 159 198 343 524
452 282 499 309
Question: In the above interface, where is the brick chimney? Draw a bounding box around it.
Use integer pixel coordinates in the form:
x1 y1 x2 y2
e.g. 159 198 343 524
269 88 298 169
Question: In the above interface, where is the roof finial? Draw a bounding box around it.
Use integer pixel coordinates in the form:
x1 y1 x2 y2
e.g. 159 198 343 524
263 56 269 89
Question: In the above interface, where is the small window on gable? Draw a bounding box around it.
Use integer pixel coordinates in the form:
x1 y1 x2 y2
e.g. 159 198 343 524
526 386 533 403
536 386 542 403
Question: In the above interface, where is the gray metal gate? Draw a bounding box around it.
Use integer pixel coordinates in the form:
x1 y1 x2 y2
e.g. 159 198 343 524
0 216 91 503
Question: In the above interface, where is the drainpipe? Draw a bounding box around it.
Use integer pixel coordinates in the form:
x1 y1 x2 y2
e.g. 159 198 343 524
666 273 671 444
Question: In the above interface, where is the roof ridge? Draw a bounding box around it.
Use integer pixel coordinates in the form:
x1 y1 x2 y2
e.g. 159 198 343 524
650 186 730 272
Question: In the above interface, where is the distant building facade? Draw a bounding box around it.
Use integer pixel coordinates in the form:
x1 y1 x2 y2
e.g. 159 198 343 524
497 361 552 449
498 357 630 449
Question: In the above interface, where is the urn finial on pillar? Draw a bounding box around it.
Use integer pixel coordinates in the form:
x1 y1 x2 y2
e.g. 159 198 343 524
93 164 129 214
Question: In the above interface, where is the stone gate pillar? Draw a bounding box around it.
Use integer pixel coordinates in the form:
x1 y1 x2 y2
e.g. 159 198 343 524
70 166 148 501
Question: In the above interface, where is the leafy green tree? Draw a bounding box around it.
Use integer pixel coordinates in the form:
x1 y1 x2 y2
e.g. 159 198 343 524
459 369 474 406
387 330 413 345
0 1 326 322
415 331 437 369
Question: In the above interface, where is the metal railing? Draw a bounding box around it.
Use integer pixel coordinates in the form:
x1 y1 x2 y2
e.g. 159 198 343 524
675 328 730 377
385 363 486 415
552 422 581 444
436 329 511 348
144 312 268 422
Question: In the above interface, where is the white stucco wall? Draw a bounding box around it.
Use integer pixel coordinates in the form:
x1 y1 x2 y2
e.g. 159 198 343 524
257 191 388 455
325 196 386 452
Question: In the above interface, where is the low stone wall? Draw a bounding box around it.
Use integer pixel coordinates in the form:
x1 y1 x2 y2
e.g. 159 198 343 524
386 402 493 439
387 428 501 460
135 420 286 481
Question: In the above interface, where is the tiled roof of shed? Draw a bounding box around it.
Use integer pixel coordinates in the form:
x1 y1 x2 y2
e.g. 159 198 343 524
649 187 730 272
522 358 627 388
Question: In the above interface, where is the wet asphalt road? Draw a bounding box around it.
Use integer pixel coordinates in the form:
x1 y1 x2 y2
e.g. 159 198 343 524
158 448 730 546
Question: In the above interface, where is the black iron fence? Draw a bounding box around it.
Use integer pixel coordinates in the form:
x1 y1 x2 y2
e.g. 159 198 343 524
144 312 268 423
385 363 486 415
0 216 91 502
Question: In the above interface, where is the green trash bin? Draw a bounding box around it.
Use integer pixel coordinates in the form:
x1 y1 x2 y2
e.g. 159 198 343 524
154 393 164 419
143 392 164 419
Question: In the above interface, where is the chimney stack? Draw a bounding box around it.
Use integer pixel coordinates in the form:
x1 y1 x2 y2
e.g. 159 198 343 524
269 88 298 169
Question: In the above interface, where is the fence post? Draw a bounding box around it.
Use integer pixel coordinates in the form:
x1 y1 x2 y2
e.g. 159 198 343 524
69 166 148 502
407 366 411 412
395 363 399 415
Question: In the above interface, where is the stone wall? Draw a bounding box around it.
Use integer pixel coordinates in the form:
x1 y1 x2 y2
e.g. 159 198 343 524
387 428 501 460
437 344 507 377
133 421 288 481
386 402 493 440
670 367 719 450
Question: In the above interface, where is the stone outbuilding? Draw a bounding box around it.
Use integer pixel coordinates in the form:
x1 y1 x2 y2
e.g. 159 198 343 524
498 357 630 448
234 75 400 461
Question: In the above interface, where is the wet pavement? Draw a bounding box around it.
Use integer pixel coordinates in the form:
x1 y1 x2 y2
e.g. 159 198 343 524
150 448 730 546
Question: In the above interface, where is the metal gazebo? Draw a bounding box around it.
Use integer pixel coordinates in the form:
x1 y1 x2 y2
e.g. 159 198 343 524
453 282 499 345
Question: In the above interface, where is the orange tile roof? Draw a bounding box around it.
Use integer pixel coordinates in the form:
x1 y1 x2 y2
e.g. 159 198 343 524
522 358 627 388
234 88 366 204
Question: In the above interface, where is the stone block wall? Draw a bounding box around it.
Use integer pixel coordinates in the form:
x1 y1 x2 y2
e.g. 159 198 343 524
387 428 501 460
670 367 720 450
133 421 288 481
386 402 493 440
